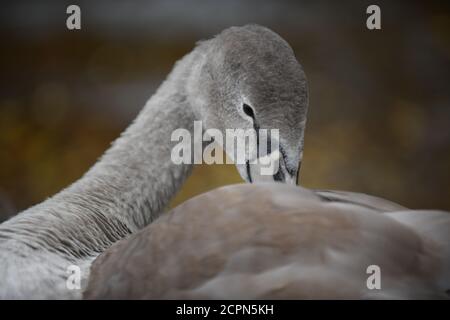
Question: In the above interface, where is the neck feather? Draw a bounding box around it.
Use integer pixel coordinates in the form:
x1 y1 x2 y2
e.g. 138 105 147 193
1 51 199 256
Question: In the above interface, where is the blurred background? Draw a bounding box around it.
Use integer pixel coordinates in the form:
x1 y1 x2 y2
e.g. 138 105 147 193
0 0 449 221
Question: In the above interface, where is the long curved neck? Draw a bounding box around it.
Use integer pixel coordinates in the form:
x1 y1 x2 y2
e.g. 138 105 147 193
73 85 196 230
61 52 199 231
1 50 201 255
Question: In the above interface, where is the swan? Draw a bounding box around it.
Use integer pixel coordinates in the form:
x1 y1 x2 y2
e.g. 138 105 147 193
85 183 450 299
0 25 308 299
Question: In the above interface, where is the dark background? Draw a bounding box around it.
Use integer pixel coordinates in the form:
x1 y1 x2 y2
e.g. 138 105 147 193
0 0 449 221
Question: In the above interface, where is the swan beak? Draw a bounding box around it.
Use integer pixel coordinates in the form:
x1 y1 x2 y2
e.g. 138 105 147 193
273 149 300 186
246 149 300 185
296 161 302 185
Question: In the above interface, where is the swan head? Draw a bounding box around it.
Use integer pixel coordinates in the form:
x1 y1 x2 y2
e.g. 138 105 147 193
189 24 308 185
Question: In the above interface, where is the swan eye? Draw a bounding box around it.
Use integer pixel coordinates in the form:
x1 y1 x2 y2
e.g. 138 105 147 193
242 104 255 119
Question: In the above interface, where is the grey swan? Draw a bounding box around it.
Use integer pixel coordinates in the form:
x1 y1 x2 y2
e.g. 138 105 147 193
0 25 307 299
2 25 449 300
84 28 450 299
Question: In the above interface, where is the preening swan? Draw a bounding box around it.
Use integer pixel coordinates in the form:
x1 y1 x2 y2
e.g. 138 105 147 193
0 25 308 299
1 24 449 300
85 184 450 299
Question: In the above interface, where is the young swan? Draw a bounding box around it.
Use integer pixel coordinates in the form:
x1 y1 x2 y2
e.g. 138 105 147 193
0 25 309 299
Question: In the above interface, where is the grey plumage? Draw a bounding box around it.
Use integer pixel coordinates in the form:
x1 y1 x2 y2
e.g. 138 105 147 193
0 25 309 298
85 183 450 299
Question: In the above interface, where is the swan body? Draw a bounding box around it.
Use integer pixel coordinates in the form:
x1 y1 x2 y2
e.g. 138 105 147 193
85 183 450 299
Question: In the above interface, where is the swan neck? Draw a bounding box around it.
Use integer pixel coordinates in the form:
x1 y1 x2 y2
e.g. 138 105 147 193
78 64 197 229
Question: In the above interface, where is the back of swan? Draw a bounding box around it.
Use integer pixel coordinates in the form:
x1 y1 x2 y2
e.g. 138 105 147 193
85 183 450 299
